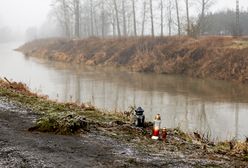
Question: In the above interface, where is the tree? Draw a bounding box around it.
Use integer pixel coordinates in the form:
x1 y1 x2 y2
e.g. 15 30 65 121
121 0 127 36
149 0 154 37
131 0 137 36
74 0 80 38
100 0 106 38
236 0 240 36
167 0 173 36
141 0 147 36
199 0 214 34
160 0 164 36
113 0 121 37
175 0 181 36
90 0 94 36
56 0 74 38
185 0 190 35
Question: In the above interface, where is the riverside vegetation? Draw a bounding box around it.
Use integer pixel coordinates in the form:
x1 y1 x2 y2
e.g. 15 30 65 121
18 36 248 84
0 78 248 167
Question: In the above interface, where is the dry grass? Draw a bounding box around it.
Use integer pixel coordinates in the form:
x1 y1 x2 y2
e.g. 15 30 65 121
18 36 248 84
0 78 248 165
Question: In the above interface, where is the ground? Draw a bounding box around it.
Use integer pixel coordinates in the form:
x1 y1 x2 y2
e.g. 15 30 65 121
0 98 234 168
0 80 247 168
0 98 192 168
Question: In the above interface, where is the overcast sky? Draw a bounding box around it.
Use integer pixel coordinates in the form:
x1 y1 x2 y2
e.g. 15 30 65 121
0 0 51 31
0 0 247 32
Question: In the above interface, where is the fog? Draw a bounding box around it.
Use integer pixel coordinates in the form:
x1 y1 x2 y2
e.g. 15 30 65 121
0 0 52 42
0 0 247 42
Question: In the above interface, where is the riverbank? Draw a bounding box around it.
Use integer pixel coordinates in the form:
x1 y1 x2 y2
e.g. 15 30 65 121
0 78 247 167
17 36 248 84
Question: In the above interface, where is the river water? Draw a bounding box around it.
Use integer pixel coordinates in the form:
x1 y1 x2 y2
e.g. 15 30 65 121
1 42 248 141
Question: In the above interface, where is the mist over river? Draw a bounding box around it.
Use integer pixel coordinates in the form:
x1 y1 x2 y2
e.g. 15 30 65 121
1 42 248 141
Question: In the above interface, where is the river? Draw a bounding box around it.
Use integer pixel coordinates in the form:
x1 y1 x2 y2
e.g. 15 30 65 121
0 41 248 141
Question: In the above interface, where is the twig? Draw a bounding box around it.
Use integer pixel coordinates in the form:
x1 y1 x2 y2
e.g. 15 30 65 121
4 77 12 85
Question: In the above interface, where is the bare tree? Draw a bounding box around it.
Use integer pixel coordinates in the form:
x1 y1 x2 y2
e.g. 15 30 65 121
74 0 80 38
121 0 127 36
149 0 154 37
131 0 137 36
52 0 72 38
199 0 214 34
93 6 99 36
100 0 106 38
185 0 190 35
49 0 222 38
90 0 94 36
141 0 147 36
175 0 181 36
167 0 173 36
113 0 121 37
160 0 164 36
236 0 240 36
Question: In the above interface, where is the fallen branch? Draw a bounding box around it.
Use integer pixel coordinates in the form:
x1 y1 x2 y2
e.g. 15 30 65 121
4 77 12 85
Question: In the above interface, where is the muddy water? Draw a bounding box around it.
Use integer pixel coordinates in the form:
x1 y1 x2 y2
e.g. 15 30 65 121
1 42 248 141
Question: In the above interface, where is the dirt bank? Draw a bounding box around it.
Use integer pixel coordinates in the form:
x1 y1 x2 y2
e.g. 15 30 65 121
18 36 248 84
0 98 166 168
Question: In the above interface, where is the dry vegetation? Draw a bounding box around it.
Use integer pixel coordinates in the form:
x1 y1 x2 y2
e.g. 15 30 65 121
0 78 248 167
18 36 248 84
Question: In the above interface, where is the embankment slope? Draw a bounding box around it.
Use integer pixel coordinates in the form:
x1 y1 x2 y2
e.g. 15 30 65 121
18 36 248 83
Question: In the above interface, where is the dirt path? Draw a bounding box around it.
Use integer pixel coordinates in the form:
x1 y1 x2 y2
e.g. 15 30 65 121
0 99 145 168
0 98 242 168
0 99 184 168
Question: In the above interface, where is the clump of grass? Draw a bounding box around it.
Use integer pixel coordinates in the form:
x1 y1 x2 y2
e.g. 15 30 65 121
0 78 130 134
244 155 248 161
32 112 88 134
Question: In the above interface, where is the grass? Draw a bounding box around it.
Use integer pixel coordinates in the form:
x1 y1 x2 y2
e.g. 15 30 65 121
0 78 248 166
230 40 248 49
17 36 248 84
0 78 130 134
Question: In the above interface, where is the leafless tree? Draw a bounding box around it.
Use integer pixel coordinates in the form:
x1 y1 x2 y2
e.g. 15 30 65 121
175 0 181 36
52 0 73 38
121 0 127 36
113 0 121 37
149 0 154 37
199 0 214 34
49 0 222 38
236 0 240 36
74 0 80 38
167 0 173 36
90 0 94 36
160 0 164 36
131 0 137 36
100 0 106 38
141 0 147 36
185 0 190 35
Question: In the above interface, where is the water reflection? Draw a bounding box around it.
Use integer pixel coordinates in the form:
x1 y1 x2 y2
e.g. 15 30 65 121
0 42 248 141
40 61 248 141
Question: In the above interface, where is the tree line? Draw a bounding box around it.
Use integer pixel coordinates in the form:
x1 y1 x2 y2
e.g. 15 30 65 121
51 0 241 39
205 10 248 36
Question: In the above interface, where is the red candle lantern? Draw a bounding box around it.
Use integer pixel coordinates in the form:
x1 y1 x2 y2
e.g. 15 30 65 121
152 114 161 140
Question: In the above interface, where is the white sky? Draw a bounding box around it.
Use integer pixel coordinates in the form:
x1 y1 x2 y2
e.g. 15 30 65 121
214 0 247 11
0 0 51 31
0 0 247 32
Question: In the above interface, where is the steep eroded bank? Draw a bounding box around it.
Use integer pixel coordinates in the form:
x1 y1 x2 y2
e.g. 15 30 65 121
18 36 248 84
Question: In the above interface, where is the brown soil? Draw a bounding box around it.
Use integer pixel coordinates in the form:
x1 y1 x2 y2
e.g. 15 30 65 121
17 36 248 84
